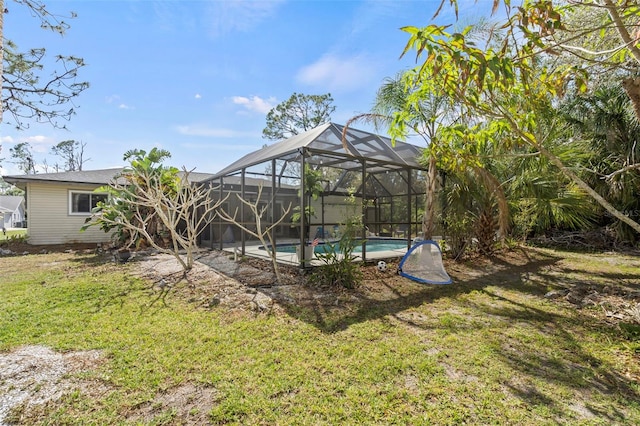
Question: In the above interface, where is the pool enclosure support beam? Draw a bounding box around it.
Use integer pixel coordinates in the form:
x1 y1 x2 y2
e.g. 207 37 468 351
361 160 367 262
241 169 246 256
299 150 307 268
217 177 224 250
271 158 277 253
407 168 412 249
208 181 214 249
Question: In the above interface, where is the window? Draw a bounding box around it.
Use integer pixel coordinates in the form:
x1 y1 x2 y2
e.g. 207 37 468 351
69 191 108 215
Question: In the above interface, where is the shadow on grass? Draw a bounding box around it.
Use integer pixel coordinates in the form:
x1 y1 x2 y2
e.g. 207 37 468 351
479 288 638 422
285 247 562 333
273 246 639 422
54 251 175 315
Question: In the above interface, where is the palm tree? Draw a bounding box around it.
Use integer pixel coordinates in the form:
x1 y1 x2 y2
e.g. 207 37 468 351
560 84 640 242
343 70 454 239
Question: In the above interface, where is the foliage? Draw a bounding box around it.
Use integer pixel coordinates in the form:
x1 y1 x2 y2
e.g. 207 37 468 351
262 92 335 141
393 3 640 236
310 217 363 289
310 198 364 289
0 177 23 195
82 148 221 272
345 71 456 239
9 142 35 174
50 139 88 171
2 1 89 130
559 84 640 242
0 229 27 243
290 164 324 226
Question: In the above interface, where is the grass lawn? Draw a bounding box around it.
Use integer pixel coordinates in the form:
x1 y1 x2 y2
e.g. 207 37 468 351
0 228 27 241
1 246 639 425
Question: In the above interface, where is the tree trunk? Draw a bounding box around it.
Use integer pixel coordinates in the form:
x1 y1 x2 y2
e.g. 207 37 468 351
537 143 640 234
622 77 640 122
422 155 438 239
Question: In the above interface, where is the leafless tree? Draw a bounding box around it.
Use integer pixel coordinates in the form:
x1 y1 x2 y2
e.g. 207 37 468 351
86 167 226 274
216 185 292 283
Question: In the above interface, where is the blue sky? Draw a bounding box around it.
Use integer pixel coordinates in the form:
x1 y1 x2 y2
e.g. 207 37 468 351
1 0 491 175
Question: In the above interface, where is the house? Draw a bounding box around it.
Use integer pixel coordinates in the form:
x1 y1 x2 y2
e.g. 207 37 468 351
0 195 26 229
3 169 124 245
2 168 216 246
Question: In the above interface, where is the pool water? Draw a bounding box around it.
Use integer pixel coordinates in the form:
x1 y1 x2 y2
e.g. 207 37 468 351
260 238 409 254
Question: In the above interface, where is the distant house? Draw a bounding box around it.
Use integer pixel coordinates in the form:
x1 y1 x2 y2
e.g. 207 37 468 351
0 195 26 229
2 168 216 245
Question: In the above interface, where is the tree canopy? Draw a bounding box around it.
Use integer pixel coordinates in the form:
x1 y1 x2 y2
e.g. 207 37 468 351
391 0 640 236
262 93 335 141
1 0 89 130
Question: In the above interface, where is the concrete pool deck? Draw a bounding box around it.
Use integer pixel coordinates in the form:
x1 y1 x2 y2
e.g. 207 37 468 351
217 237 414 267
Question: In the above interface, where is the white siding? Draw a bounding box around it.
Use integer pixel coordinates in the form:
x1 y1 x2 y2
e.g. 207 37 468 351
26 182 113 245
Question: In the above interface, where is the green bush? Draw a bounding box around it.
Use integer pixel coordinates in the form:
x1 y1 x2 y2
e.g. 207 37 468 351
310 219 362 289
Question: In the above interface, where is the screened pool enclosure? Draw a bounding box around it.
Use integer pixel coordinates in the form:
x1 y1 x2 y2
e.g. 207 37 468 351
198 122 439 267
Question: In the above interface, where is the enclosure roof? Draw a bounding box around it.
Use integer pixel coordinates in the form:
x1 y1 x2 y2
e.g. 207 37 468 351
211 122 426 178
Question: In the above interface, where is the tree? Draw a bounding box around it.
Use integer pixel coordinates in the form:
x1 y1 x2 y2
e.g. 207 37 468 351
560 84 640 241
50 139 88 171
216 185 291 283
1 0 89 130
0 176 23 195
83 148 224 274
9 141 35 174
343 72 450 239
262 93 335 141
393 1 640 236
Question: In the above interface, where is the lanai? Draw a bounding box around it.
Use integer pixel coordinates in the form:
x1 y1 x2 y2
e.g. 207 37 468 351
200 122 433 267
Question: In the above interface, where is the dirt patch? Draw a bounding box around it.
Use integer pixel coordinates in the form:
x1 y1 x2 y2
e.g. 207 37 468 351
0 346 108 425
126 383 218 425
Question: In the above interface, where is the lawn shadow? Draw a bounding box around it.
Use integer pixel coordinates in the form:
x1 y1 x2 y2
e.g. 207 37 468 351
279 247 563 333
476 288 638 422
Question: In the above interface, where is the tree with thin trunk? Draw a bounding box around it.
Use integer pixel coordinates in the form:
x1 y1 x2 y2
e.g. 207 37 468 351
9 141 35 174
50 139 88 171
216 185 292 283
83 148 224 274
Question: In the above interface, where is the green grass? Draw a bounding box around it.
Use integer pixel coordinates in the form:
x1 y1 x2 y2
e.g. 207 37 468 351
0 228 27 241
1 248 639 425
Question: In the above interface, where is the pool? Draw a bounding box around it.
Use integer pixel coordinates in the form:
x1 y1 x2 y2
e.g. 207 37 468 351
260 238 410 255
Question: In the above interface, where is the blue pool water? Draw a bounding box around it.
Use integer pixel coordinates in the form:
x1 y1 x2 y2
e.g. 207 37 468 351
260 238 409 254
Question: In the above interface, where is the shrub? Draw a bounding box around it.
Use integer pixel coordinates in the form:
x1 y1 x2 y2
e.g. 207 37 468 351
310 218 363 289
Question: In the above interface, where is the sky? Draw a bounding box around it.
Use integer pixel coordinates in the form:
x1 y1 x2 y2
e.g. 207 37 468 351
1 0 493 176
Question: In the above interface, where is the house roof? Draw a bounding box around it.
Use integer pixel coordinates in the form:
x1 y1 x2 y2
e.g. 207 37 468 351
210 122 426 179
3 168 125 186
0 196 24 213
3 168 216 187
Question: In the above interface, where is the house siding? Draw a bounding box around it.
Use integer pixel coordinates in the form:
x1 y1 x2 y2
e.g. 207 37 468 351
26 182 112 245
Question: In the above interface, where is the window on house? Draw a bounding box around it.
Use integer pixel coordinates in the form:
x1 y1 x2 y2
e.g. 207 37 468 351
69 191 108 214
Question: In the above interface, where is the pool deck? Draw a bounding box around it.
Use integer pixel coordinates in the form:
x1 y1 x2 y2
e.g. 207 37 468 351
217 238 412 267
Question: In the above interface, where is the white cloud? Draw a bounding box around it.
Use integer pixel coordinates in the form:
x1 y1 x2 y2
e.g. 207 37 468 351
119 104 133 110
205 0 285 37
296 54 375 92
174 124 259 138
1 135 55 153
195 93 202 99
232 95 276 114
